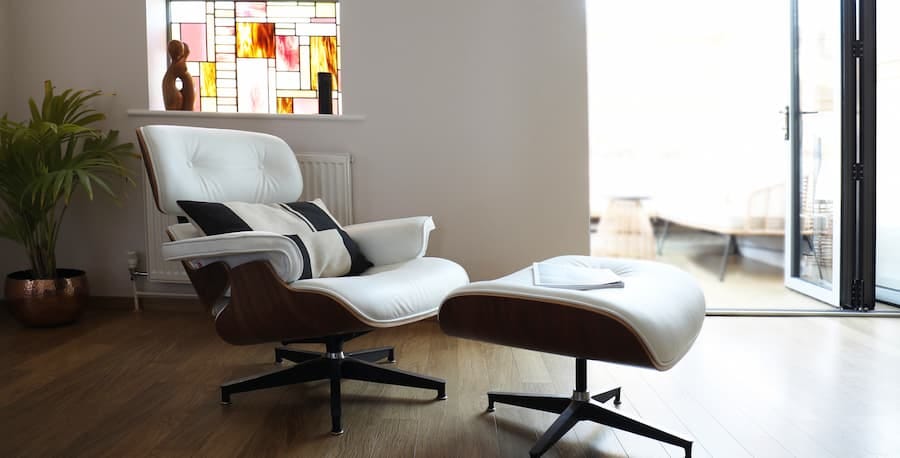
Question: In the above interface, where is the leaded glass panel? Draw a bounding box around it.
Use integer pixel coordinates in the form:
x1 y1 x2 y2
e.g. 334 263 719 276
167 0 340 114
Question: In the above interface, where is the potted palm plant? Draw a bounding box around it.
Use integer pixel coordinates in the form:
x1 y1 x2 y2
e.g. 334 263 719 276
0 81 135 326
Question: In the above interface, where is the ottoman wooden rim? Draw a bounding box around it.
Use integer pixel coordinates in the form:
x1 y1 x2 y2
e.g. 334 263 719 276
440 292 656 368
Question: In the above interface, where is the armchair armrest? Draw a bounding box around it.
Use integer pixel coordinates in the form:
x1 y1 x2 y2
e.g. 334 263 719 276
343 216 435 266
161 231 303 282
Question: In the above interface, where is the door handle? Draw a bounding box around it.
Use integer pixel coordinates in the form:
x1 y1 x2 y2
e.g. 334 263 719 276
781 106 820 141
781 105 789 140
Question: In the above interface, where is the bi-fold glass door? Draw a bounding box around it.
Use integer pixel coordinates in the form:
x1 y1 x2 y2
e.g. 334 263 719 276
786 0 876 309
875 2 900 305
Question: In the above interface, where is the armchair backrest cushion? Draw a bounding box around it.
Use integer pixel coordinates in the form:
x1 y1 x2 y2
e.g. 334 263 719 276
137 125 304 216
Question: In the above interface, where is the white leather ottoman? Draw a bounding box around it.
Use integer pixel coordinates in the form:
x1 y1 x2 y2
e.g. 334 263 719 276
439 255 705 457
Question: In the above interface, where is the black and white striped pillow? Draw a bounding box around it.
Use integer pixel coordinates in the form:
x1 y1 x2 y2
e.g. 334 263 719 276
177 198 372 280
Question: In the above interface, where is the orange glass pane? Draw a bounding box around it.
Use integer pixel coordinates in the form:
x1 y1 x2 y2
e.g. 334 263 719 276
310 36 337 90
277 97 294 114
201 62 217 97
236 22 276 58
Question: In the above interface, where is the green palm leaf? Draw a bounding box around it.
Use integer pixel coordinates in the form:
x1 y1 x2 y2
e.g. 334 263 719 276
0 80 135 278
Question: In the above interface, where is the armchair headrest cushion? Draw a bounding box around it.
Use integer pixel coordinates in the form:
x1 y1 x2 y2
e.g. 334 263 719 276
178 198 372 280
137 125 303 216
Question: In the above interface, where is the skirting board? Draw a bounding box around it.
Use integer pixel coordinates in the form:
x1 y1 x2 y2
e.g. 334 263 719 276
88 296 207 313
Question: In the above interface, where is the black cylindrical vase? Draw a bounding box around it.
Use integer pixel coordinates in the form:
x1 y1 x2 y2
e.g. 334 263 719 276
318 72 333 114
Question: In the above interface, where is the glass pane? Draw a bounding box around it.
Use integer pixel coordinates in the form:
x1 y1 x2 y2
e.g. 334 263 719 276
876 2 900 303
180 23 207 61
276 35 300 71
310 36 337 90
793 0 841 290
201 96 217 111
293 97 319 115
192 76 201 111
315 2 336 18
200 62 217 96
276 71 301 89
269 4 310 18
236 2 267 18
236 58 269 112
296 23 337 36
170 1 206 22
277 97 293 114
236 22 276 58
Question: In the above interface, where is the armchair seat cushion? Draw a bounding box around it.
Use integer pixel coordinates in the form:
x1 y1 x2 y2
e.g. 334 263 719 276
289 257 469 327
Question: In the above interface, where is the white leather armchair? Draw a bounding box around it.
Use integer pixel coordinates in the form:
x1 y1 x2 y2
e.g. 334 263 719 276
137 125 469 435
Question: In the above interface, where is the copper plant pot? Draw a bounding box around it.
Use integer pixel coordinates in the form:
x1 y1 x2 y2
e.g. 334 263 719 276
4 269 89 327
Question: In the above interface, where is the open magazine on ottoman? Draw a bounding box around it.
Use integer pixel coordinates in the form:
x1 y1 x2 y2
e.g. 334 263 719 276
532 262 624 290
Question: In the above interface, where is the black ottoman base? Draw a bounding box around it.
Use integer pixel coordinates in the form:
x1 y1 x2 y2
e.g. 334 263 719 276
486 358 692 457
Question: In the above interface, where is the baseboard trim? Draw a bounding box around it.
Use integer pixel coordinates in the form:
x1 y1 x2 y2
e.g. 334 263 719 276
89 296 207 313
706 308 900 317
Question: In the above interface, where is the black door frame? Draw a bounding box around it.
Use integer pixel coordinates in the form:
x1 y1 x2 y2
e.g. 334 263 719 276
857 0 876 309
838 0 876 309
790 0 876 310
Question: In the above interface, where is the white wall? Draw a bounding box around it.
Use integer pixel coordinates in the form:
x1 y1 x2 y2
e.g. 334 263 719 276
0 0 27 280
0 0 590 298
0 0 9 112
1 0 158 297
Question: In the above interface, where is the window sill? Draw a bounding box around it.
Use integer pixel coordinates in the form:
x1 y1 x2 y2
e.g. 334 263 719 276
127 109 365 122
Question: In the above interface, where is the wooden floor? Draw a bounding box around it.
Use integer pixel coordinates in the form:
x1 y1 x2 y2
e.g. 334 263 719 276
2 308 900 457
652 230 828 310
594 228 900 311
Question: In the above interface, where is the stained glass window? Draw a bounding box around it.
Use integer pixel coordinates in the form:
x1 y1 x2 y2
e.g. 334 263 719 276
167 1 340 114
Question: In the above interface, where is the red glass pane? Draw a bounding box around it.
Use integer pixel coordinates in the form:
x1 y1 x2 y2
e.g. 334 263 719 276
276 36 300 71
235 2 267 18
180 23 207 62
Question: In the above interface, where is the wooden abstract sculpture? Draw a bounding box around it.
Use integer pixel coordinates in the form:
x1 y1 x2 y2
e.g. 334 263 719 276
162 40 196 111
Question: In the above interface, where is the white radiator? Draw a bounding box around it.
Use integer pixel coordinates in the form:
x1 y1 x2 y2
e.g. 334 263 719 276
143 153 353 283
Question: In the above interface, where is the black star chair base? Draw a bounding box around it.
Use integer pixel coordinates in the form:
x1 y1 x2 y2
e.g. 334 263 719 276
220 332 446 435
